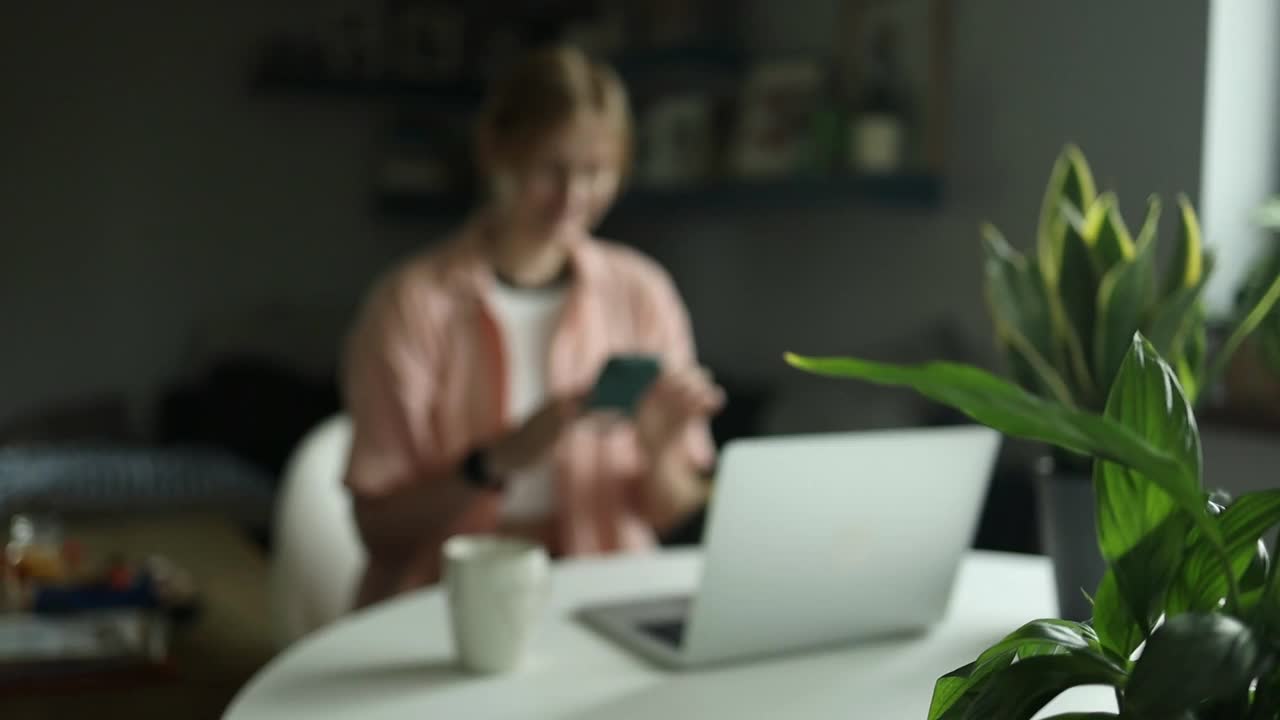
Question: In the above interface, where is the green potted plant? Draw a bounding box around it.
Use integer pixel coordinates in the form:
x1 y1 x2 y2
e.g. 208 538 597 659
785 334 1280 718
1224 200 1280 422
968 145 1279 619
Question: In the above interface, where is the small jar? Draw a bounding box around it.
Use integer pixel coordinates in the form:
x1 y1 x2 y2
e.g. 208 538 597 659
5 514 67 584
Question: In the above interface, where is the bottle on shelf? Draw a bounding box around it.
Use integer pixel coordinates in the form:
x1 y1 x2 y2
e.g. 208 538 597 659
849 23 910 175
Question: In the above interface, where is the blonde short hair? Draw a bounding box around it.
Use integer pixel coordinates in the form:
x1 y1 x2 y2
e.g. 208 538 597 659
475 46 632 176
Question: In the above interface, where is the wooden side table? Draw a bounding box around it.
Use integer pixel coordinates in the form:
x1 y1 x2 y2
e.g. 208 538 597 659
5 514 277 720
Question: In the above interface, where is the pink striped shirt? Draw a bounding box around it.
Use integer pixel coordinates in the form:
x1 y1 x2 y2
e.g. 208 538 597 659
341 219 714 605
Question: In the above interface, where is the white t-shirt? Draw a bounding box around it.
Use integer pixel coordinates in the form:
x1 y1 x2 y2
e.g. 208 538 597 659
487 279 568 521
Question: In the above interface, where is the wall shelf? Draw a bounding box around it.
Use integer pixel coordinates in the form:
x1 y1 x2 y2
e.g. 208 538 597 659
248 25 949 218
248 44 744 107
249 74 483 107
375 173 942 222
612 45 746 76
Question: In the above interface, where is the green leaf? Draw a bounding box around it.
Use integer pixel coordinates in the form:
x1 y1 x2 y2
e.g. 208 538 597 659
1179 303 1208 405
1056 219 1103 406
1094 236 1158 395
1060 193 1090 241
1252 525 1280 645
978 619 1106 663
1124 614 1261 719
783 347 1222 555
1087 193 1136 272
1168 490 1280 616
1147 253 1215 361
1133 195 1162 255
982 224 1074 406
1112 513 1191 639
1038 146 1101 408
1038 145 1100 274
1093 334 1202 635
1036 715 1119 720
962 653 1126 720
930 661 983 720
784 353 1169 474
1091 569 1145 661
928 619 1109 720
1094 334 1203 550
1217 491 1280 556
1239 540 1269 614
1158 196 1210 400
1247 662 1280 720
1161 194 1205 299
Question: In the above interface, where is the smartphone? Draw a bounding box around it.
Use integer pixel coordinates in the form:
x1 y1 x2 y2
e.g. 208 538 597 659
588 354 662 415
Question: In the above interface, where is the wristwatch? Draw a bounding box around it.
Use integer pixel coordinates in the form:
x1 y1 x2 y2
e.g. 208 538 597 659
461 446 506 491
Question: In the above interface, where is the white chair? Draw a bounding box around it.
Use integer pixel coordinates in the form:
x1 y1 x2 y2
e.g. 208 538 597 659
271 414 365 648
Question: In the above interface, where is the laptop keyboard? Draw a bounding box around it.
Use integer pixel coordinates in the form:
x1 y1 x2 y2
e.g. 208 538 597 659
639 619 687 648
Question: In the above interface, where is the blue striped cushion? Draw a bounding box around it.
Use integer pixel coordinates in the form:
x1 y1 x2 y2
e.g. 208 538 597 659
0 447 274 529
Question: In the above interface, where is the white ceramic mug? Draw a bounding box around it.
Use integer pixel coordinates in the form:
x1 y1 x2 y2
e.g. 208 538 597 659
442 535 550 674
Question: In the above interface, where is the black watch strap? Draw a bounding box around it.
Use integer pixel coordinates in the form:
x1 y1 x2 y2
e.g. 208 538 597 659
461 447 506 491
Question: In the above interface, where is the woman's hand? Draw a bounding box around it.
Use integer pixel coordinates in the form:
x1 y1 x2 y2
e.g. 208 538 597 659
632 366 723 531
488 393 584 476
635 366 725 461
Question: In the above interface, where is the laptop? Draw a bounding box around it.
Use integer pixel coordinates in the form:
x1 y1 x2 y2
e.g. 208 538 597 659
578 426 1001 669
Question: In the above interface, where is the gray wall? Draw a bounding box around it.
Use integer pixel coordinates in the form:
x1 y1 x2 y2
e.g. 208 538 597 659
0 0 1210 429
0 2 427 428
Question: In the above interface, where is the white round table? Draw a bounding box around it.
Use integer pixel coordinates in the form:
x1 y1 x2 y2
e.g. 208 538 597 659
226 550 1114 719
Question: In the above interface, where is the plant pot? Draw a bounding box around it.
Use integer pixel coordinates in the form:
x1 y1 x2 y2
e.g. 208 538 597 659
1034 457 1104 621
1223 337 1280 427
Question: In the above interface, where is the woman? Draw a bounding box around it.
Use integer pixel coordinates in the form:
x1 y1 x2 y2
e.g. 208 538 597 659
342 46 723 608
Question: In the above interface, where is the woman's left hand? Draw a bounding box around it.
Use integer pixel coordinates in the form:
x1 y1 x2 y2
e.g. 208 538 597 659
635 365 725 460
